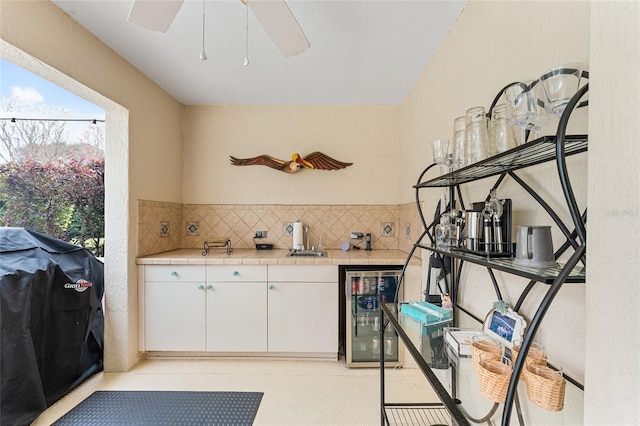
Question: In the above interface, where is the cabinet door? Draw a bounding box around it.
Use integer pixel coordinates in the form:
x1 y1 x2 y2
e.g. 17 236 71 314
145 281 206 351
206 282 268 352
267 282 338 353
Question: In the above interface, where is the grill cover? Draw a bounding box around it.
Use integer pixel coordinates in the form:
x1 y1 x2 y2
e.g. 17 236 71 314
0 227 104 426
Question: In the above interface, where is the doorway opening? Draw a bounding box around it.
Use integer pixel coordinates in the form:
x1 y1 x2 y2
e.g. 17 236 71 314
1 40 134 372
1 58 106 256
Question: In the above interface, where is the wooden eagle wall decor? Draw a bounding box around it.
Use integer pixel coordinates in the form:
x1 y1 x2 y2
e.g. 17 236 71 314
230 152 353 174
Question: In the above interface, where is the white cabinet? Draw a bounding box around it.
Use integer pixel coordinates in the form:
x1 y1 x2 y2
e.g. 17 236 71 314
267 266 338 354
207 265 268 282
205 265 268 352
142 265 206 351
140 264 338 357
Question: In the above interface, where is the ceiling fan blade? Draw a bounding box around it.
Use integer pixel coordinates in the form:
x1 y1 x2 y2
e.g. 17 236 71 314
127 0 184 33
243 0 310 57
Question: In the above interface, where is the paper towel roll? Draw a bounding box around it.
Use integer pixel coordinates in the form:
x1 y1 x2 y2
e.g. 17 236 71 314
292 222 304 250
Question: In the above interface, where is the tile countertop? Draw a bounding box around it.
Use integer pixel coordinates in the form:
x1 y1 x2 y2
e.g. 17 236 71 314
136 249 419 266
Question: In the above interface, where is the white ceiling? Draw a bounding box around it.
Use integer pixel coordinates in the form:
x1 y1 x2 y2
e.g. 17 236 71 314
52 0 466 105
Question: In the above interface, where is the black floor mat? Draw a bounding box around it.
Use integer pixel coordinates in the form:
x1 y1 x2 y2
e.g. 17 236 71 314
52 391 264 425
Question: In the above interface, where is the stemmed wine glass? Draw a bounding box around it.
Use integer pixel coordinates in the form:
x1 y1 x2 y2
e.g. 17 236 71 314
527 80 550 139
432 138 452 210
540 63 586 117
504 82 532 145
505 80 549 144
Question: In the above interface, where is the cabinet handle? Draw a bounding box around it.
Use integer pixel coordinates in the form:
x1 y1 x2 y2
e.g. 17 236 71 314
269 284 275 290
233 271 239 276
198 285 205 290
171 271 178 277
206 285 213 291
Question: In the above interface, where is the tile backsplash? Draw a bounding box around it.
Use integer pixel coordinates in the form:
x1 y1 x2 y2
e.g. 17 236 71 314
138 201 426 258
138 200 182 256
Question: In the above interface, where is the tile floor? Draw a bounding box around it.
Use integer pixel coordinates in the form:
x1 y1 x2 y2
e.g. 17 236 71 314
33 358 440 425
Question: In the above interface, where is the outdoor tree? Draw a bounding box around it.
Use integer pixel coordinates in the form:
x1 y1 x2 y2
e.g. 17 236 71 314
0 159 76 236
65 157 105 256
0 158 105 255
76 121 105 156
0 102 71 163
0 101 105 255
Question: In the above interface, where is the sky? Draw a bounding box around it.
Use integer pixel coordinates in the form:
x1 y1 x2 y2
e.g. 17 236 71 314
0 58 104 115
1 58 106 146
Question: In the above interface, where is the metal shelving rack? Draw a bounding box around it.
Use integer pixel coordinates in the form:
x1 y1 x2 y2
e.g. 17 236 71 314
415 135 587 189
381 81 588 425
414 243 586 284
380 302 468 426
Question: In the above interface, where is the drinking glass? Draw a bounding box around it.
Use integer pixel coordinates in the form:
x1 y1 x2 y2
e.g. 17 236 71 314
528 360 562 382
490 103 518 154
453 116 466 133
465 106 489 164
540 62 586 117
452 116 466 169
479 352 512 370
512 340 546 380
512 340 546 363
471 333 502 370
453 130 465 169
527 81 550 138
505 82 534 145
431 139 450 165
505 81 550 144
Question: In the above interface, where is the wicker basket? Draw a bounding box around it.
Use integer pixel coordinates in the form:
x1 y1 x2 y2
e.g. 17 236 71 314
477 356 512 403
524 363 566 411
511 343 547 382
471 339 502 371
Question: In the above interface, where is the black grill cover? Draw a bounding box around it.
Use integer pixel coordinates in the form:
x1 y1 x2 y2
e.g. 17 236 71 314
0 227 104 426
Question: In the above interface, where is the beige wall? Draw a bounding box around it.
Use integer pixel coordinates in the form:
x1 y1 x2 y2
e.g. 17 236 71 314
183 105 400 205
399 0 590 201
399 1 591 423
1 0 184 372
399 1 640 424
586 2 639 424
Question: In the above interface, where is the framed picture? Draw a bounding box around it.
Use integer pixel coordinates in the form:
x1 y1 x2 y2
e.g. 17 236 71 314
483 308 526 349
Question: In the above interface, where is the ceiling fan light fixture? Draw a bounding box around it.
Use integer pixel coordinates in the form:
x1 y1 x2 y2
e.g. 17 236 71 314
244 0 250 66
200 0 207 61
127 0 185 33
129 0 309 60
243 0 310 57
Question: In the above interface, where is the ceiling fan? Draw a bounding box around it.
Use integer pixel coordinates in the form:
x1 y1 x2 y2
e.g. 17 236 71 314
127 0 310 58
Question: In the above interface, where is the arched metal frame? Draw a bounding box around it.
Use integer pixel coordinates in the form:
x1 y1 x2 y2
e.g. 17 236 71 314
501 82 589 425
394 79 588 425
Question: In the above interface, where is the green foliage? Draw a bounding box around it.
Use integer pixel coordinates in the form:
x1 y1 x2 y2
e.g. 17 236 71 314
0 102 105 255
0 157 105 256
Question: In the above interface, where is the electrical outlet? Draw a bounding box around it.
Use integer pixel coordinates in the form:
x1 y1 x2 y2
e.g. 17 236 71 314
350 232 363 239
255 231 268 239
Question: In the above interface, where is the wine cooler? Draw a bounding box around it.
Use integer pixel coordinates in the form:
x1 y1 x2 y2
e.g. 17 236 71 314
345 268 403 368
